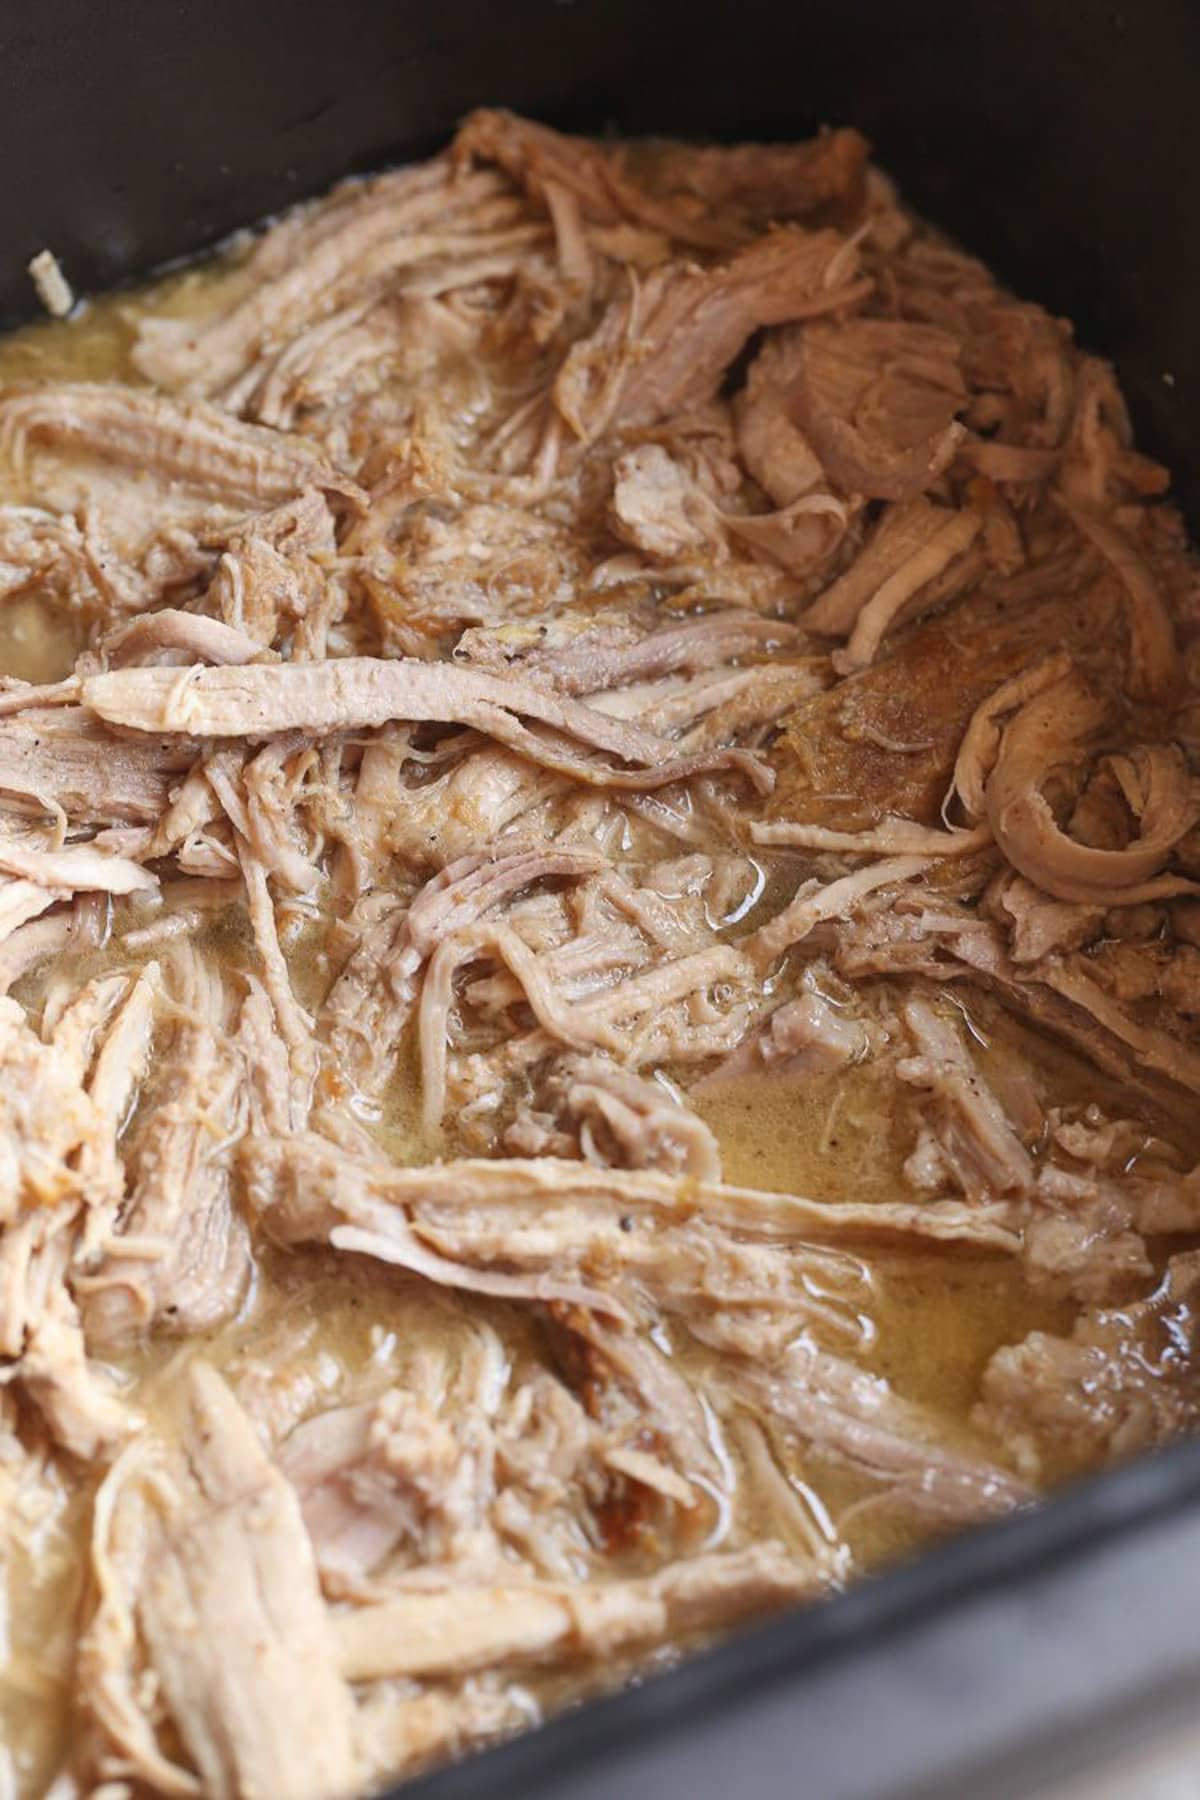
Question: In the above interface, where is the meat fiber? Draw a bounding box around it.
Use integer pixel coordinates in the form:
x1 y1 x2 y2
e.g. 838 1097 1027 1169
455 109 869 250
725 1342 1031 1526
736 328 831 505
698 984 870 1088
517 609 799 695
133 1365 358 1798
0 704 194 824
787 318 967 499
897 995 1033 1199
1057 500 1178 702
803 495 982 669
510 1054 724 1179
833 891 1200 1101
554 227 870 440
0 969 162 1459
0 382 364 511
80 949 251 1348
80 657 772 793
204 490 343 659
132 158 525 394
247 1135 1023 1320
334 1542 815 1681
0 993 109 1228
100 607 274 669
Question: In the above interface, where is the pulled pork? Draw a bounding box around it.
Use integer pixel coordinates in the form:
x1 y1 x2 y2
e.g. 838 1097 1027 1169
0 110 1198 1800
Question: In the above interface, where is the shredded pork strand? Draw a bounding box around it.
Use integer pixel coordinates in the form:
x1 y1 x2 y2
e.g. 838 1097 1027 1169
0 109 1198 1800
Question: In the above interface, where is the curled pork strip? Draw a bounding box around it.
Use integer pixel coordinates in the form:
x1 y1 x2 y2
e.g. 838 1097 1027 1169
99 608 275 669
832 504 982 673
724 488 853 577
948 652 1075 823
983 668 1199 905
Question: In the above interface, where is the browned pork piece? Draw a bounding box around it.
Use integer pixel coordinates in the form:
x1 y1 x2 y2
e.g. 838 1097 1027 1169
554 225 870 441
784 317 967 499
457 109 869 239
767 576 1124 836
980 666 1197 905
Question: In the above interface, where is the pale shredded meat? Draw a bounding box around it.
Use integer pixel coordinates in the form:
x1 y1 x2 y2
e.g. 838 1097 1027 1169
1 110 1199 1800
